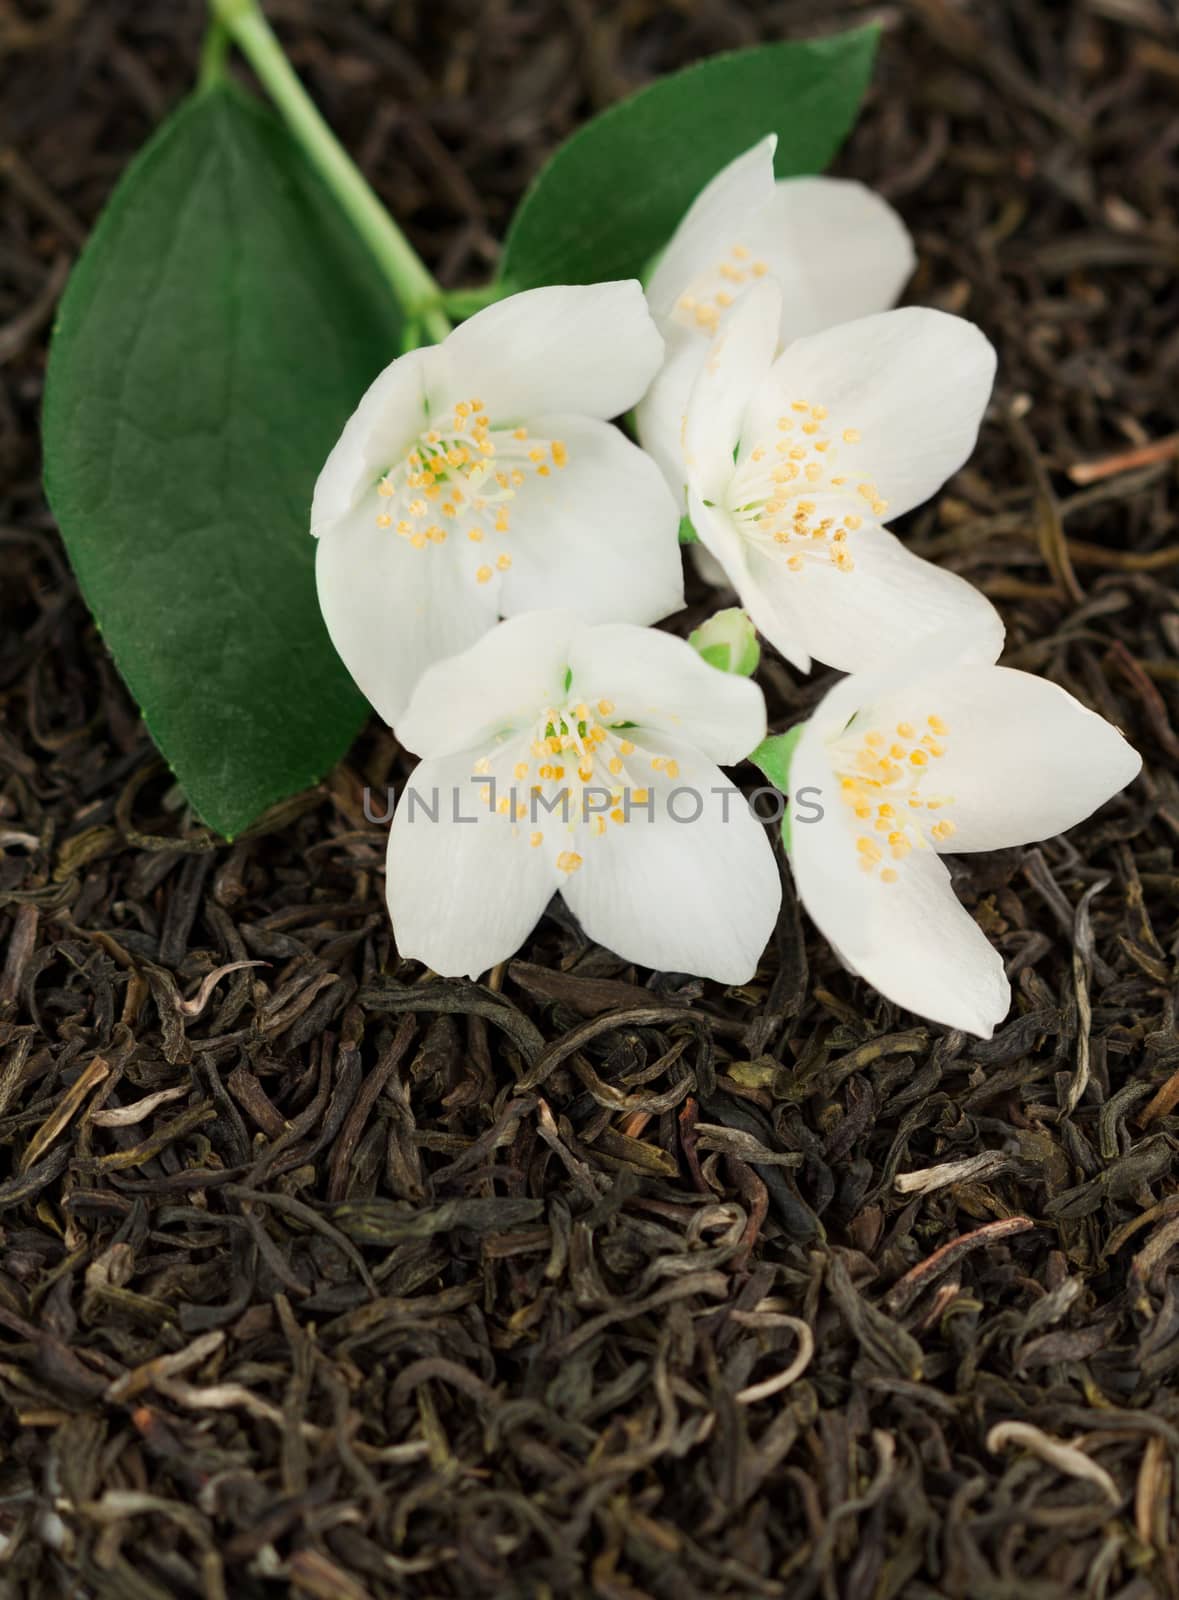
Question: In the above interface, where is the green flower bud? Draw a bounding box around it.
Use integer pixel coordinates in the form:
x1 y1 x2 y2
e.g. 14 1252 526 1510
689 608 760 677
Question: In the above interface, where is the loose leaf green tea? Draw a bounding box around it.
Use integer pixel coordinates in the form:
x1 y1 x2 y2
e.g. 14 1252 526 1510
43 83 403 836
500 30 878 291
9 5 1175 1595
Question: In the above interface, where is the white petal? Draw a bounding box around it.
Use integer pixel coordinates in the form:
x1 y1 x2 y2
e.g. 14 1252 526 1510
567 620 766 766
633 331 704 508
645 137 777 324
806 621 1005 745
789 719 1009 1037
747 178 915 344
387 745 560 977
690 539 733 590
684 492 806 662
497 415 683 626
315 500 497 729
863 665 1142 852
561 738 780 983
743 308 996 520
397 609 581 760
431 283 664 424
687 492 755 599
741 519 1005 675
684 279 782 502
311 349 432 534
688 492 811 674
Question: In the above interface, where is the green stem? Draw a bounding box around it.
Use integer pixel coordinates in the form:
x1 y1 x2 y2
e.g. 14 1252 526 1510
209 0 450 343
198 20 230 89
439 283 509 318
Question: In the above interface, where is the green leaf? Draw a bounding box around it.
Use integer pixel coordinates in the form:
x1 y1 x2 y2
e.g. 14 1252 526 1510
749 725 805 795
500 28 878 291
43 83 403 837
750 724 808 852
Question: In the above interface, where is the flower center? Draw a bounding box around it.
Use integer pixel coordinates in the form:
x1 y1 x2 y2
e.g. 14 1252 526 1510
372 397 568 585
832 714 955 885
470 698 676 874
674 243 772 334
727 398 889 575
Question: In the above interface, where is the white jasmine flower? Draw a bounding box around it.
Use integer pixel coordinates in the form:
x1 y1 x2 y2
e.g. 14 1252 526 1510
385 610 780 983
636 136 915 504
684 282 1002 675
787 625 1142 1037
313 284 684 727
